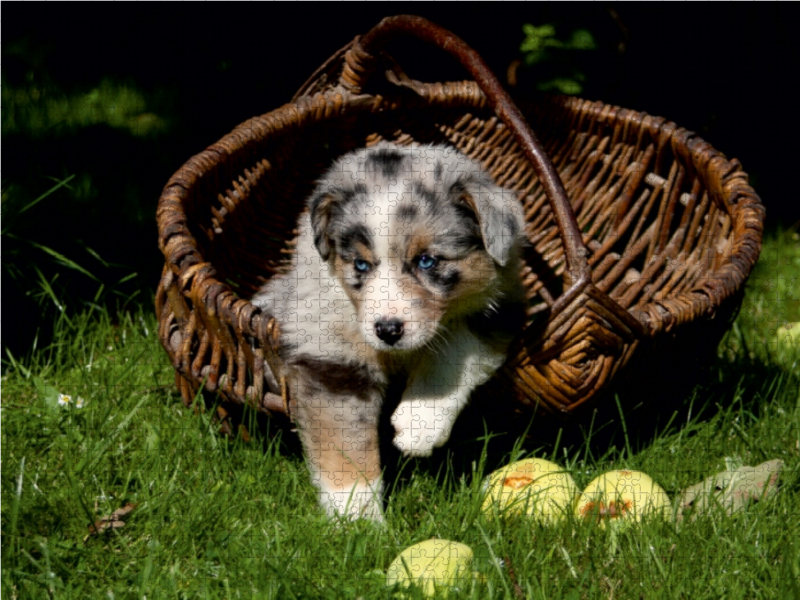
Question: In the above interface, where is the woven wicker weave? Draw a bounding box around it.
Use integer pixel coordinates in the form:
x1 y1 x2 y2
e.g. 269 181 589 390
156 16 764 427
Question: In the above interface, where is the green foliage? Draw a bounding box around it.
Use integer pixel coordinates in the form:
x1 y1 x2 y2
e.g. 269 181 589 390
521 24 597 59
3 77 168 138
519 23 597 95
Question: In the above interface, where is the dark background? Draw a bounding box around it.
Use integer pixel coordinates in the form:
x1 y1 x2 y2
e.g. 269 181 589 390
4 4 799 360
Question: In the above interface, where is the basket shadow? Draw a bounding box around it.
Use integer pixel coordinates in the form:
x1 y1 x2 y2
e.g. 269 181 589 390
381 306 788 501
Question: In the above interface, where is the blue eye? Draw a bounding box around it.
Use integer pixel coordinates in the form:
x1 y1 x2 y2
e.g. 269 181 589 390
354 259 371 273
418 254 437 270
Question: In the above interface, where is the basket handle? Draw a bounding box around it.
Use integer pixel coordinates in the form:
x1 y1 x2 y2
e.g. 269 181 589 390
339 15 590 287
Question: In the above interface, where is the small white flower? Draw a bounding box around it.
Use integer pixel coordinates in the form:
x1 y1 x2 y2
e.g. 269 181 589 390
58 394 85 408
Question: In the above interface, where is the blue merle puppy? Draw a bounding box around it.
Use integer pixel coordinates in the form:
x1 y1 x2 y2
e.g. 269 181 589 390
251 142 526 520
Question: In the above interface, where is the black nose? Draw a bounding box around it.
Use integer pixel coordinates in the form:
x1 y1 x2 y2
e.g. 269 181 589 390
374 319 404 346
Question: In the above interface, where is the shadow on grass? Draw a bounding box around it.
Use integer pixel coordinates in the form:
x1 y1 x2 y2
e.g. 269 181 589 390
191 339 795 517
379 345 798 503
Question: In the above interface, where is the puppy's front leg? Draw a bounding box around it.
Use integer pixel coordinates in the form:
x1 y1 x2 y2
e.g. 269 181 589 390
391 329 507 457
290 359 384 521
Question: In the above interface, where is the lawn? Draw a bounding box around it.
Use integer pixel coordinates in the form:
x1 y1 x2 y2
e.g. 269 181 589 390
2 229 799 598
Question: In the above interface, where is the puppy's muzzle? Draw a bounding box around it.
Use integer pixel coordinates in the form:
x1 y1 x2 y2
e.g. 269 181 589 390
374 319 404 346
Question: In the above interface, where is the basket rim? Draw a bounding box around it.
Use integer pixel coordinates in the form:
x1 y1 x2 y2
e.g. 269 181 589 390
157 85 763 329
155 81 764 419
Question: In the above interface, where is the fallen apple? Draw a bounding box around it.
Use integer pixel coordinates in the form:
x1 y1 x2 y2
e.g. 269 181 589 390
575 470 670 526
386 539 474 597
482 458 579 523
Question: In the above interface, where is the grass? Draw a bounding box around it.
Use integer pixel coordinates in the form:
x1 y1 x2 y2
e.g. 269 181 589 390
2 229 799 599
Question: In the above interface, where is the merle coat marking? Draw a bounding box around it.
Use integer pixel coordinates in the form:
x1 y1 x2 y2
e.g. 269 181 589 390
252 143 526 520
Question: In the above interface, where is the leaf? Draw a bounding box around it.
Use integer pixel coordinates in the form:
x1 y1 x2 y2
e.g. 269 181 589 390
677 459 784 521
568 29 596 50
520 24 558 53
84 502 138 541
523 50 548 66
32 376 62 408
144 422 160 451
522 23 556 39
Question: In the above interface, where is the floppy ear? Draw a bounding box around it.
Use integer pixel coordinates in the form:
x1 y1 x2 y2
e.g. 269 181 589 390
452 177 525 266
308 189 337 261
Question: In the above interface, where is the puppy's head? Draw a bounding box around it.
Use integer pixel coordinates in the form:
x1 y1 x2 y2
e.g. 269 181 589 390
309 143 524 353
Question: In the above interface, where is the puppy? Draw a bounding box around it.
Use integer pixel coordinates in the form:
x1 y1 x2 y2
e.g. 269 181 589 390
251 142 526 520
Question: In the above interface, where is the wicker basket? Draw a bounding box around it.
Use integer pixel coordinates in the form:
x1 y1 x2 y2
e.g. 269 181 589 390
155 16 764 430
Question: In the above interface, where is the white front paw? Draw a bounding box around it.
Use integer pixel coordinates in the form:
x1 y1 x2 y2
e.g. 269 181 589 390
391 405 452 457
392 423 436 457
319 479 384 522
